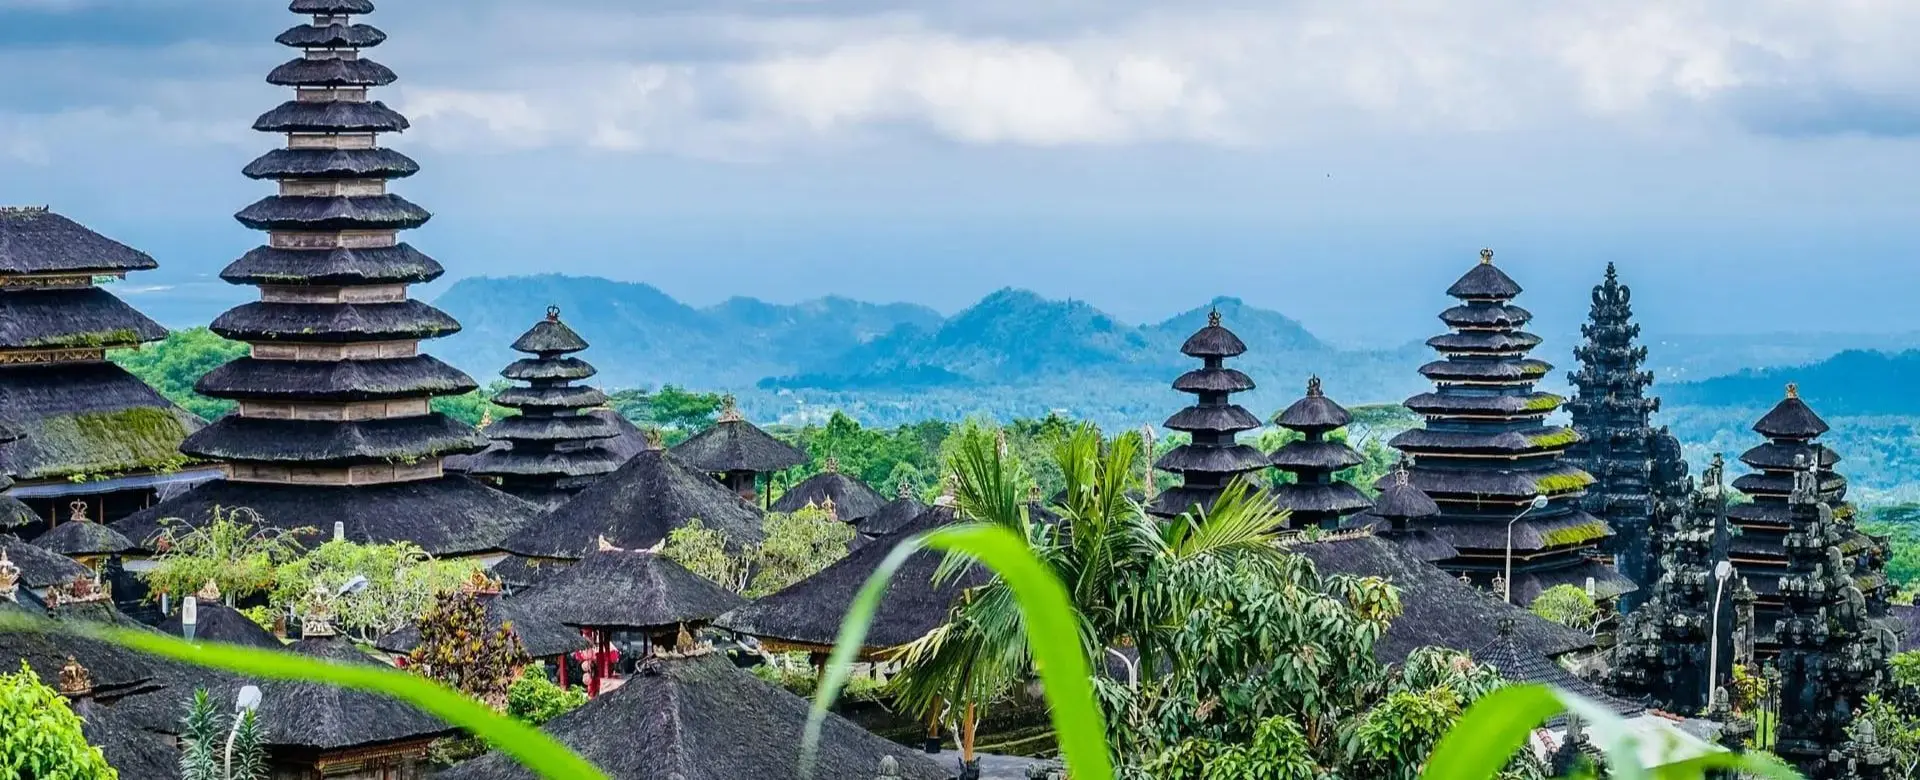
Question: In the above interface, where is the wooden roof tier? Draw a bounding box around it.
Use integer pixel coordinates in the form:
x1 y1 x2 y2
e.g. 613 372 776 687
438 653 949 780
1396 250 1618 600
221 243 443 285
1149 309 1268 519
0 422 39 531
717 506 982 652
505 547 744 632
502 448 764 560
670 396 809 475
113 476 538 558
196 354 477 403
0 207 159 276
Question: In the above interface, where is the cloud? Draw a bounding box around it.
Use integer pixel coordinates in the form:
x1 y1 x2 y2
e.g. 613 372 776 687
6 0 1920 160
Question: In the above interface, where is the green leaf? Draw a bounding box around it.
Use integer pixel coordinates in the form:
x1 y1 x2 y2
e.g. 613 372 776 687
805 522 1115 780
0 612 608 780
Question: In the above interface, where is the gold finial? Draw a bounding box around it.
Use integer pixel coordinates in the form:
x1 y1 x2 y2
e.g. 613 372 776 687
459 569 502 596
820 496 838 518
1029 483 1041 503
196 579 222 602
546 305 561 322
717 395 745 424
1786 382 1799 400
68 500 89 524
0 549 18 602
301 583 337 638
676 623 697 655
57 656 92 698
1479 248 1494 264
897 476 914 500
824 454 840 474
1207 309 1222 328
643 428 665 450
479 408 494 428
1306 375 1323 398
1393 462 1411 488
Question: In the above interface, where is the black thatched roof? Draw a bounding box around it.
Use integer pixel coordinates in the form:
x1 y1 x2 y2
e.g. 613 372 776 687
594 409 652 462
1390 426 1580 457
1268 440 1363 471
1275 377 1352 431
771 469 888 521
1415 510 1611 553
0 618 166 698
290 0 376 13
670 411 808 475
438 653 949 780
1473 619 1640 717
502 356 595 382
503 449 764 559
182 414 486 465
0 208 158 275
1446 251 1523 300
1181 311 1247 358
1165 403 1262 433
82 705 182 780
275 22 387 49
1368 470 1441 523
234 194 432 231
267 56 396 87
197 355 476 402
1417 358 1554 383
209 634 456 751
484 414 622 444
155 599 285 650
113 475 538 558
376 592 589 658
1 534 90 588
33 517 135 557
1440 303 1532 329
1752 387 1830 439
1738 441 1839 471
1405 391 1562 417
1267 482 1371 516
243 147 418 180
1427 331 1544 353
507 549 744 631
489 554 570 590
856 495 928 539
1174 366 1255 393
1292 534 1593 663
252 99 409 133
0 495 37 531
222 244 443 285
1506 559 1637 605
1154 443 1268 474
511 316 590 355
0 287 169 350
492 385 608 411
211 299 460 343
717 506 978 651
0 362 203 481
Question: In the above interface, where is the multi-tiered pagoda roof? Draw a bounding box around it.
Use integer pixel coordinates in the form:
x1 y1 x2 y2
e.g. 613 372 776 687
1565 264 1674 612
463 308 624 507
115 0 537 557
670 396 808 504
1390 250 1629 605
1268 377 1371 530
1148 310 1268 518
1728 385 1892 650
0 208 212 526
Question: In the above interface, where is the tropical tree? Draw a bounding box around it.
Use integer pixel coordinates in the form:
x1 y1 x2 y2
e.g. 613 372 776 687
662 508 852 596
1530 584 1603 636
409 589 531 711
663 520 747 591
110 327 247 421
505 674 588 726
431 381 514 427
0 661 116 779
141 507 310 603
270 539 480 642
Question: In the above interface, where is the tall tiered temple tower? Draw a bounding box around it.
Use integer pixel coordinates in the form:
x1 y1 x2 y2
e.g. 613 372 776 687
1610 454 1733 713
1149 311 1268 518
464 308 624 507
1268 377 1372 530
0 208 215 527
1772 460 1892 779
115 0 536 558
1391 250 1630 605
1727 386 1894 653
1564 264 1686 612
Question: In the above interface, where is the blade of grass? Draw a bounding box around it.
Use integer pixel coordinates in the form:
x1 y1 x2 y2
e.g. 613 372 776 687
804 522 1114 780
0 612 608 780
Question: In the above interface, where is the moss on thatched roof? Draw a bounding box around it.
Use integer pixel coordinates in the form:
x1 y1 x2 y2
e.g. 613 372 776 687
0 362 202 481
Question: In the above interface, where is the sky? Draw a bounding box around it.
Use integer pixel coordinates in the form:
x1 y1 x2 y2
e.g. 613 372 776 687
3 0 1919 347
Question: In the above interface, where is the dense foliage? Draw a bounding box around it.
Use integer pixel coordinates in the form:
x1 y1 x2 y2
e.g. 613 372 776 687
663 506 851 596
0 661 116 779
142 507 310 602
409 589 531 710
271 539 481 642
110 328 247 421
505 674 588 726
1529 585 1602 635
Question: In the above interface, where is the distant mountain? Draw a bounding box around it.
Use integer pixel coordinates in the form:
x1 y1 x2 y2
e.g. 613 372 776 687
1665 349 1920 417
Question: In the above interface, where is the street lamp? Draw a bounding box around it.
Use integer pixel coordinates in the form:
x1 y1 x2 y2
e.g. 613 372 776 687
225 685 262 780
1505 495 1552 605
1707 560 1735 705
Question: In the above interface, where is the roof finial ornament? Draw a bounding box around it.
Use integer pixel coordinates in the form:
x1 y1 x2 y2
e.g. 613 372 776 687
301 583 337 638
196 579 222 602
820 496 838 518
1306 375 1323 398
546 305 561 322
643 427 665 451
717 395 745 424
1392 461 1412 488
57 656 92 698
69 499 89 524
1480 248 1494 265
1786 382 1799 400
0 549 18 603
824 454 840 474
479 407 493 428
1207 308 1222 328
934 474 958 507
1496 615 1518 638
897 476 914 500
1029 483 1042 504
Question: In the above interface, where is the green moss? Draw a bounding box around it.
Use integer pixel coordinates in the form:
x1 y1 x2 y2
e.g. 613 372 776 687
1539 520 1611 548
1535 472 1597 495
26 328 142 349
1521 363 1550 377
31 406 195 480
1524 394 1564 412
1526 428 1581 449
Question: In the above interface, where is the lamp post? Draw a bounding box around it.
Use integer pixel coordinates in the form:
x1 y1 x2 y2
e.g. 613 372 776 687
1707 560 1735 705
1505 495 1552 604
225 685 262 780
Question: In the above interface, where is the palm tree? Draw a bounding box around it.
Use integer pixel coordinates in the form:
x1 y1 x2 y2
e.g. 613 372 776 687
890 422 1290 769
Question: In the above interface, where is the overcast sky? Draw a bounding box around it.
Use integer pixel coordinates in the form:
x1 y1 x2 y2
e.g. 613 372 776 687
3 0 1918 345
